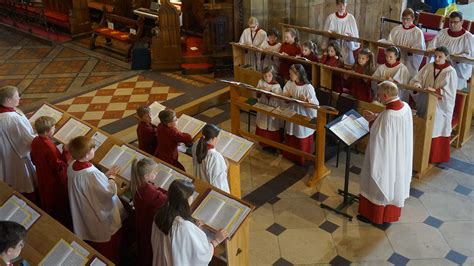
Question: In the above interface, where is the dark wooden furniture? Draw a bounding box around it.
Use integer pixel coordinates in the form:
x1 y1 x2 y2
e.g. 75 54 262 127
90 10 144 58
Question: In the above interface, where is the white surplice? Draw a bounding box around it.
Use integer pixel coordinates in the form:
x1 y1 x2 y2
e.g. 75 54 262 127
372 63 410 100
151 216 213 266
261 41 281 70
387 25 426 76
256 80 283 131
429 29 474 90
192 144 230 193
410 63 458 137
323 12 360 65
283 81 319 138
239 27 267 70
67 163 125 242
0 111 36 193
360 101 413 207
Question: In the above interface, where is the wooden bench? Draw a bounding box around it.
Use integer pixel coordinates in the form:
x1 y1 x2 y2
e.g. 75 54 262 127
90 10 144 58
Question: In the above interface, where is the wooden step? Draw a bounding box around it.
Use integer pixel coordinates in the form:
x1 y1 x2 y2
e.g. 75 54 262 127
182 54 210 64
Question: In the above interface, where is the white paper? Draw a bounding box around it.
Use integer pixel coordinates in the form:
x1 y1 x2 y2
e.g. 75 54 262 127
92 132 108 150
153 163 192 191
215 131 253 163
107 22 114 30
39 239 88 266
90 257 107 266
0 195 40 230
99 145 136 181
149 101 166 126
176 114 206 138
53 119 91 145
29 104 63 124
329 114 369 146
71 241 90 257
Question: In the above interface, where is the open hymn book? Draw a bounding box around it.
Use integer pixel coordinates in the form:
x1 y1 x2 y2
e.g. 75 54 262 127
39 239 89 266
192 190 251 238
29 104 63 124
54 118 91 144
99 145 136 181
0 195 40 230
176 114 206 138
153 163 199 202
149 101 166 125
215 130 253 163
327 109 369 146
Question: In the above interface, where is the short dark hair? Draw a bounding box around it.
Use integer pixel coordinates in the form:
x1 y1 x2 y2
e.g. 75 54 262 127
267 27 279 38
0 221 26 254
159 109 176 124
435 46 450 56
449 11 463 20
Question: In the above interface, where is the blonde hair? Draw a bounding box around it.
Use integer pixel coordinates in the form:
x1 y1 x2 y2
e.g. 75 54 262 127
34 116 56 134
131 158 157 199
378 81 399 97
247 17 258 27
0 86 18 105
68 136 95 160
136 105 151 119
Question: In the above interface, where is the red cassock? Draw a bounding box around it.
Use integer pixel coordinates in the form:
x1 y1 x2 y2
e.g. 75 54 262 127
30 135 72 228
155 123 193 171
137 121 158 155
303 53 319 81
134 183 168 266
357 100 404 224
321 55 345 93
348 64 372 102
279 43 301 80
283 134 314 166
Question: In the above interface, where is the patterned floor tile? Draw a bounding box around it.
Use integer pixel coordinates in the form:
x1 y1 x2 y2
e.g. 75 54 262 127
12 47 52 59
24 77 74 94
445 250 467 265
423 216 444 228
0 62 38 75
387 252 410 266
42 60 87 74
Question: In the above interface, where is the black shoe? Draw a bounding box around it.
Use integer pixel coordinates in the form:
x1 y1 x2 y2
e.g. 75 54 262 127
356 215 371 224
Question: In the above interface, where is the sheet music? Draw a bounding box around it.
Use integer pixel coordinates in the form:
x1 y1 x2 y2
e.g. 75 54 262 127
92 132 108 150
121 145 147 161
272 107 296 118
176 114 206 138
149 101 166 126
0 195 40 230
39 239 88 266
329 113 369 146
54 119 91 144
99 145 136 181
29 104 63 124
192 190 251 237
253 102 276 112
215 131 253 163
153 163 192 191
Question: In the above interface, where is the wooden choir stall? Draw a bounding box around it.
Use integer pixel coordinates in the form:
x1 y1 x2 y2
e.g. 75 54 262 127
231 41 443 179
24 103 255 266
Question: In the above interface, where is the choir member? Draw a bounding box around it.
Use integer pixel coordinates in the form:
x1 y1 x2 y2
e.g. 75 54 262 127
31 116 72 228
0 86 36 199
239 16 267 70
372 46 410 100
323 0 360 65
429 11 474 90
255 65 284 151
320 41 345 93
192 124 230 193
279 28 301 80
347 48 375 102
387 8 425 76
151 179 228 265
131 158 168 266
410 46 457 163
154 109 193 171
358 81 413 224
0 221 27 266
297 40 320 80
261 28 281 70
67 136 126 264
136 105 158 155
282 64 319 166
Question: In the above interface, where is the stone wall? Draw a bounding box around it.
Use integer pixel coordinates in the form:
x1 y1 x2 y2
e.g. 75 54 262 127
242 0 407 42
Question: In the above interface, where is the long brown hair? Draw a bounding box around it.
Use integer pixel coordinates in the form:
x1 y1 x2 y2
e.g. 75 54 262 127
354 48 375 75
154 179 195 235
130 158 156 199
196 124 220 164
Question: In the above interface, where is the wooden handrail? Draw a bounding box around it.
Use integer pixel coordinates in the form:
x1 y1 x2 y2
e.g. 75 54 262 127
279 22 474 65
231 42 442 97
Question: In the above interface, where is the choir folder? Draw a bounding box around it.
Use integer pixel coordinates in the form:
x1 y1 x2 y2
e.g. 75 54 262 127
326 109 369 146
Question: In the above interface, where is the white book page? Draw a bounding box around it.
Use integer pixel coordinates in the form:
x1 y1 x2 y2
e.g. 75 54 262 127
192 192 226 229
71 241 90 257
121 145 147 160
90 257 107 266
62 250 87 265
177 115 205 138
92 132 108 150
254 102 275 112
154 164 173 189
149 102 166 126
176 114 191 132
215 131 232 153
99 145 123 169
0 200 19 220
218 131 253 162
29 104 63 124
21 204 40 230
39 240 72 266
211 203 240 231
54 119 91 144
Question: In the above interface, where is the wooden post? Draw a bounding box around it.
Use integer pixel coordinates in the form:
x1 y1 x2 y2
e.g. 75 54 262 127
413 93 436 178
308 109 331 186
225 218 249 265
228 85 243 198
459 70 473 145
